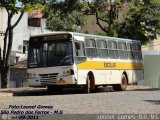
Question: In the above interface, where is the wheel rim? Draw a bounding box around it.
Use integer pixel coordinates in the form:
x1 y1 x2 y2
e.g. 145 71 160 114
121 75 127 90
87 76 90 93
122 77 126 85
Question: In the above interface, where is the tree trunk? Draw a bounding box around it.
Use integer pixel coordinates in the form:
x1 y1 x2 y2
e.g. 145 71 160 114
1 66 9 88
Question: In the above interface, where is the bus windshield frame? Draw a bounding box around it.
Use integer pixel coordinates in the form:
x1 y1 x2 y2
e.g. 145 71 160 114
28 35 74 68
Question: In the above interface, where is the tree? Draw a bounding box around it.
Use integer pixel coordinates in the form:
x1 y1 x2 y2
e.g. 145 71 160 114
84 0 123 36
0 0 42 88
84 0 160 44
46 11 87 31
42 0 87 31
118 0 160 44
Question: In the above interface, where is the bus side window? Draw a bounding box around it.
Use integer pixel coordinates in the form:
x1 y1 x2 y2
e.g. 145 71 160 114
133 43 142 60
75 42 86 63
118 42 128 59
96 39 108 58
127 43 133 59
75 42 85 56
108 40 119 59
85 38 97 58
131 43 135 60
137 44 142 60
75 42 81 56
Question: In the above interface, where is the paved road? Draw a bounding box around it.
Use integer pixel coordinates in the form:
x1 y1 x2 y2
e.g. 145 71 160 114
0 88 160 114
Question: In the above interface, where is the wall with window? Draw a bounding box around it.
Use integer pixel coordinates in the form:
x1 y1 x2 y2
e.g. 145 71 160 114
0 7 50 64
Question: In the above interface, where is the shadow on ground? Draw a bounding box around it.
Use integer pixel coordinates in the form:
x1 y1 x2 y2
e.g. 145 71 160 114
127 88 160 91
2 86 159 97
12 87 112 96
143 100 160 105
13 88 84 96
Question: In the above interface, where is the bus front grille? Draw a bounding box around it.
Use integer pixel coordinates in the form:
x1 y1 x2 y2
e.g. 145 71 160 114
39 73 58 84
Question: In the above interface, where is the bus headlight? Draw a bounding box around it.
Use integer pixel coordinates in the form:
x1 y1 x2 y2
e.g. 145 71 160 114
63 70 70 76
67 70 70 75
63 71 66 76
33 73 36 78
27 73 32 78
27 73 36 78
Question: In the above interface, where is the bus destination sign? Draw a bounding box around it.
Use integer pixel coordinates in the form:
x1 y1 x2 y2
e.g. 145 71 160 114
43 34 70 41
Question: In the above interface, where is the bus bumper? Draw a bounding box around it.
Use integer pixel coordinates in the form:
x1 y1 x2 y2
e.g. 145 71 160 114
28 75 76 87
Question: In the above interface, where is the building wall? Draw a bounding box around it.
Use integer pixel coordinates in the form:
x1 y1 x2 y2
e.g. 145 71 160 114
142 36 160 57
0 6 49 63
28 18 47 35
9 68 28 88
144 55 160 88
0 7 29 63
0 6 49 88
12 12 29 52
142 36 160 51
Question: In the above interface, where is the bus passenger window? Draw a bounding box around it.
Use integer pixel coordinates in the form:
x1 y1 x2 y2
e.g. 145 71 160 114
75 42 85 56
96 39 108 58
127 43 133 59
118 42 128 59
75 42 86 63
108 41 119 59
134 44 142 60
85 38 96 48
132 43 139 60
85 38 97 58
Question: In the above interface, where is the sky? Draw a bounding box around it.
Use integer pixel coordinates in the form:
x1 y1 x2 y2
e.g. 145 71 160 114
16 0 22 7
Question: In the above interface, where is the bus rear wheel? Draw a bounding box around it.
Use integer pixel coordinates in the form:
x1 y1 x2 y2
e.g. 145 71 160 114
113 74 127 91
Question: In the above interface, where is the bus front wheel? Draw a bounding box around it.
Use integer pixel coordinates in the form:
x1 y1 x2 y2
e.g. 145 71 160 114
84 74 95 93
84 75 91 93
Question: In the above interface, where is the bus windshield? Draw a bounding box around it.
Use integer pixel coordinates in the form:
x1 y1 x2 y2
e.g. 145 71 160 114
28 41 73 68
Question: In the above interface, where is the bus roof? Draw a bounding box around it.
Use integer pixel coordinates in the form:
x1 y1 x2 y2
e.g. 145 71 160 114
30 31 72 37
30 31 140 43
74 33 140 43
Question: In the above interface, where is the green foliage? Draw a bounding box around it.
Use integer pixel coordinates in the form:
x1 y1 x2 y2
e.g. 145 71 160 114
0 0 43 13
118 0 160 44
46 12 87 31
84 0 160 44
84 0 123 36
43 0 87 32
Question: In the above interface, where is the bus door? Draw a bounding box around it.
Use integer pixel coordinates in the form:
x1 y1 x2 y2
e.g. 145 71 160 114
74 41 87 84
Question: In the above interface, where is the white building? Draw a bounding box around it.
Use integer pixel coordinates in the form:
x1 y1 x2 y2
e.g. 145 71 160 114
0 7 50 62
0 6 50 88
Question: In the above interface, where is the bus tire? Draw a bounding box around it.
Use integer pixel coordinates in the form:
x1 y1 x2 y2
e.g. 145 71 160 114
113 74 127 91
47 85 63 93
84 75 91 93
84 73 95 93
121 74 127 91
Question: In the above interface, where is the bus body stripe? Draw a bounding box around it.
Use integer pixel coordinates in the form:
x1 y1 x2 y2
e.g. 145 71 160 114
77 61 143 70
